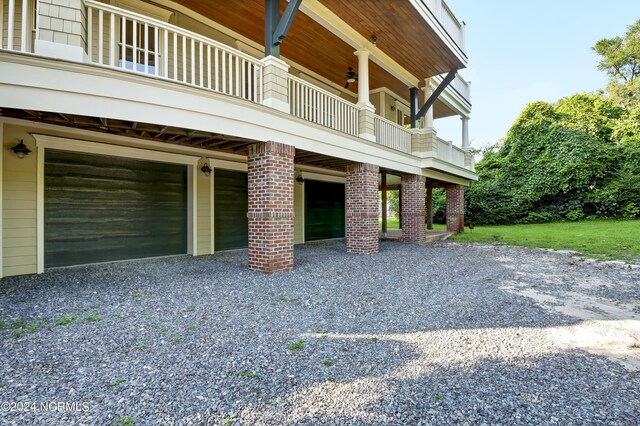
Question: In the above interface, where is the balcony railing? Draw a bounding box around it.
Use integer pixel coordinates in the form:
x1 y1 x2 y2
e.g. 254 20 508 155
422 0 465 51
0 0 474 173
374 115 412 153
432 72 471 106
288 75 358 137
1 0 31 52
85 0 263 103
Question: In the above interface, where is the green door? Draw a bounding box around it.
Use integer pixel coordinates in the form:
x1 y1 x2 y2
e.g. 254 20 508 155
214 169 248 250
44 150 188 268
304 180 345 241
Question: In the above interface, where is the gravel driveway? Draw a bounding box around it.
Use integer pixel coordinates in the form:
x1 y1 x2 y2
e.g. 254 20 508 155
1 240 639 425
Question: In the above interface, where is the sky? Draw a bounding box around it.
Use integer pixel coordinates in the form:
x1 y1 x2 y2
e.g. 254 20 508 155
435 0 640 149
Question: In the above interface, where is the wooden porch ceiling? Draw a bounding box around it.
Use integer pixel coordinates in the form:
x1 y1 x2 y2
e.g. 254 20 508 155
176 0 459 116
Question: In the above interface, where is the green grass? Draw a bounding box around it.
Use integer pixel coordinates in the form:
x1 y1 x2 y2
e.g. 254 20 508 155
450 219 640 262
378 217 446 230
287 339 305 351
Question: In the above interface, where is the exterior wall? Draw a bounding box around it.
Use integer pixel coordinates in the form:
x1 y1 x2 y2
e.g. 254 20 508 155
247 141 295 273
2 124 37 276
345 162 379 255
401 174 426 243
196 160 212 255
293 176 304 244
446 184 464 232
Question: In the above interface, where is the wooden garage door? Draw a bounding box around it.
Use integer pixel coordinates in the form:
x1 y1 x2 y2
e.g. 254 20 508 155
304 180 345 241
44 150 188 268
214 169 248 250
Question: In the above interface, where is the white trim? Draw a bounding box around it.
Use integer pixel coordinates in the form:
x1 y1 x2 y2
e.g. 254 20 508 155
32 134 201 272
36 140 44 273
301 172 346 184
209 159 247 172
111 0 174 22
0 120 3 278
209 169 214 255
0 0 4 49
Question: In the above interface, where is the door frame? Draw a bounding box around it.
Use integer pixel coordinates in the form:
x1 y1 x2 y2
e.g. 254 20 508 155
34 134 200 273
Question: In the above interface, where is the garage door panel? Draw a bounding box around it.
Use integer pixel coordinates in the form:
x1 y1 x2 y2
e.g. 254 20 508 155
304 180 345 241
44 150 188 268
214 169 248 251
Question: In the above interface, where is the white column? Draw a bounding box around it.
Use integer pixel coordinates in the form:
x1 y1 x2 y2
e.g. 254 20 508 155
421 78 434 129
461 116 470 150
354 49 372 107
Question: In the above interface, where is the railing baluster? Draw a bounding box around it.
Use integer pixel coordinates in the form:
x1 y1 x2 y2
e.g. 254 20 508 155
132 20 137 71
143 23 149 74
199 42 204 87
214 47 219 92
87 7 93 60
109 13 115 67
154 27 159 76
173 32 178 80
98 10 104 65
190 38 195 85
182 35 187 82
221 51 226 93
163 29 168 78
20 0 28 51
7 0 14 50
207 45 212 90
241 59 246 99
120 16 126 69
235 55 240 97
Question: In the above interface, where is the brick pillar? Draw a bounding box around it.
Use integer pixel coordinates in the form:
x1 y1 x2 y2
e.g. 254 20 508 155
345 163 379 254
401 175 426 243
446 184 465 233
247 141 295 273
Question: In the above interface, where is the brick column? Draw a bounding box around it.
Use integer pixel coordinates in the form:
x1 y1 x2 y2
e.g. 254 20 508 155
401 175 426 243
446 184 465 233
345 163 379 254
247 141 295 273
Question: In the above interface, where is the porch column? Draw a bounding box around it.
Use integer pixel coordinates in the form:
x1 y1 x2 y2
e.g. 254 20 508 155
261 56 291 113
401 175 426 243
346 163 379 254
421 80 435 129
446 184 465 233
462 116 473 169
426 181 434 230
35 0 87 62
354 49 376 142
381 172 388 235
247 141 295 273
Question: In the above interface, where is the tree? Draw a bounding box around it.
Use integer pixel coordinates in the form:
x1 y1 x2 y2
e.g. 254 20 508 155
593 20 640 108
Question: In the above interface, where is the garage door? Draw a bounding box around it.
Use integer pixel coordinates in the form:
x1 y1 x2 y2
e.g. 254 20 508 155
44 150 188 268
304 180 345 241
214 169 248 250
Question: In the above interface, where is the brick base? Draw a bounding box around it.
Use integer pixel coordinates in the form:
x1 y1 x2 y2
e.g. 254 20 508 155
446 184 465 233
401 174 426 243
247 141 295 273
346 163 379 254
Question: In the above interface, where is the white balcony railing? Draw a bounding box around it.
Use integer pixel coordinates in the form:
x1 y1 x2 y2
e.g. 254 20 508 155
85 0 263 103
422 0 465 51
1 0 31 52
374 115 412 154
288 75 359 137
436 137 466 166
432 72 471 105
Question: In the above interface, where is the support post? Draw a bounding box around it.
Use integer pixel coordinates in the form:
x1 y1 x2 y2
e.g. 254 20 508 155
355 49 376 141
247 141 295 273
421 80 435 129
410 87 419 129
346 163 379 255
381 172 387 235
401 175 426 243
426 182 433 230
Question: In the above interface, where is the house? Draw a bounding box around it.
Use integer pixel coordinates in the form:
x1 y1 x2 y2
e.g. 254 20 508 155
0 0 475 277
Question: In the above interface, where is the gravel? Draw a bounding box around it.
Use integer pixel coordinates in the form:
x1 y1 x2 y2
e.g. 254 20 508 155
0 240 638 425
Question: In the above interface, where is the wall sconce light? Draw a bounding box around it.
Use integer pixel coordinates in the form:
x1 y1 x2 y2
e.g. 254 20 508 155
201 162 212 176
10 139 32 159
296 175 305 184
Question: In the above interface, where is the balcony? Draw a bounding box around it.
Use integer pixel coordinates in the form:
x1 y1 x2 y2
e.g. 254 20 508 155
0 0 473 174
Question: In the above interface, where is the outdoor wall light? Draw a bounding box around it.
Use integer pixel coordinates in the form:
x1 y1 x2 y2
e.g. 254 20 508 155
371 35 377 47
296 175 305 184
10 139 32 159
201 162 212 176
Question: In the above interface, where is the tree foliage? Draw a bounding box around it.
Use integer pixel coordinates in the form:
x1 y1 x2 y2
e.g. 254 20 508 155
593 19 640 108
465 94 639 224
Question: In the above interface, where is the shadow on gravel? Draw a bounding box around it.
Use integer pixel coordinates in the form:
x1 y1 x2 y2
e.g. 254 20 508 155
1 239 638 425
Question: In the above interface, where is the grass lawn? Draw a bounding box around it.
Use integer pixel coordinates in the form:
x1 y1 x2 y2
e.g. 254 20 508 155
449 219 640 262
378 217 446 230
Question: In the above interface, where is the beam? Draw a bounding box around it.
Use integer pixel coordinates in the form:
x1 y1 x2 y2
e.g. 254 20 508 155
265 0 301 58
415 70 456 122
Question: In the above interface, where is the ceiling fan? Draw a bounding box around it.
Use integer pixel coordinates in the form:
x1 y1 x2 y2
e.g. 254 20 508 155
344 67 358 89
